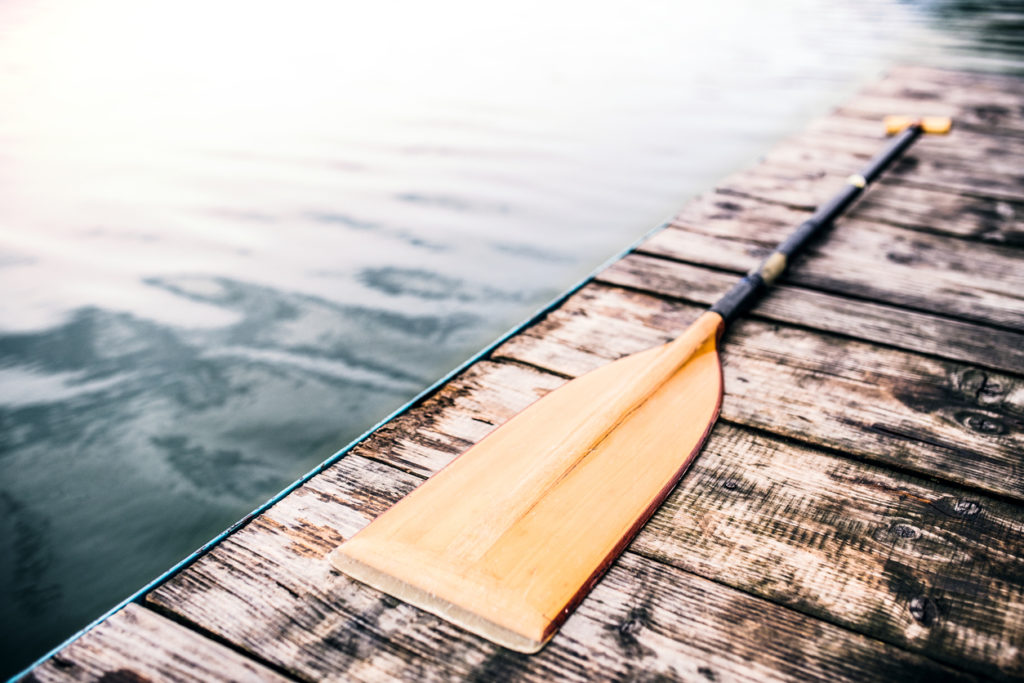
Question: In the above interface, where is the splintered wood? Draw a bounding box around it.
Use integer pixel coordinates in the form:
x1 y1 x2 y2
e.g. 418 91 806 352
27 66 1024 681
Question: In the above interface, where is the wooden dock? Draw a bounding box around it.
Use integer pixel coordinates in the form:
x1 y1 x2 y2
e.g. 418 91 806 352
23 66 1024 681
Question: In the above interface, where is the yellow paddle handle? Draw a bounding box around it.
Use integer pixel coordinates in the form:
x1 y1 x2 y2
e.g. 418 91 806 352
884 115 953 135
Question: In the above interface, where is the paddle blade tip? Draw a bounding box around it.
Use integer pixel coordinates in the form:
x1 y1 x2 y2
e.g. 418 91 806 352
330 543 550 653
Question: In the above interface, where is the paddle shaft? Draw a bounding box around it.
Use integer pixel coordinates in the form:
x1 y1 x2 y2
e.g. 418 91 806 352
709 123 923 324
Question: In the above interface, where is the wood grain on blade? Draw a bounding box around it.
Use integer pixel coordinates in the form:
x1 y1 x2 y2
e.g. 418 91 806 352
331 311 724 652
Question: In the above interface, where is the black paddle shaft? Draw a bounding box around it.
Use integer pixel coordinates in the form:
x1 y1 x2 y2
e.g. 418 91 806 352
709 123 923 325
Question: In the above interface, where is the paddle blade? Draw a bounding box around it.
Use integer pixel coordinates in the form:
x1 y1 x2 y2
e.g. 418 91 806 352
331 311 724 652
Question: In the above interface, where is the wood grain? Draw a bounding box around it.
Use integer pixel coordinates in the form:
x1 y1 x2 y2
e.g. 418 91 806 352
642 421 1024 681
734 110 1024 237
25 603 289 682
879 66 1024 99
839 79 1024 136
716 164 1024 246
146 452 975 682
644 192 1024 332
598 252 1024 375
761 137 1024 204
345 349 1024 678
804 111 1024 147
495 284 1024 502
792 124 1024 168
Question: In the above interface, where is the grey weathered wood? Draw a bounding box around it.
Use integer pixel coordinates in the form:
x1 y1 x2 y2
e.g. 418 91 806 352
598 253 1024 375
639 421 1024 681
776 115 1024 213
644 192 1024 332
853 184 1024 247
318 349 1024 679
146 451 976 682
835 91 1024 137
351 360 567 478
801 114 1024 159
25 603 290 682
761 136 1024 203
880 66 1024 98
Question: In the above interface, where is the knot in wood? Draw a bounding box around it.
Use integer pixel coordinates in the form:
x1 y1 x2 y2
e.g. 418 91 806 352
886 251 917 265
890 523 921 540
612 606 654 658
933 496 983 518
955 410 1007 435
908 595 939 626
953 499 981 517
950 497 983 518
698 666 719 681
97 669 152 683
958 369 1004 403
896 155 919 172
974 103 1010 124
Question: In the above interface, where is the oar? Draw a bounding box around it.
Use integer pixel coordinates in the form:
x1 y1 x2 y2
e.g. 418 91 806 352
331 115 952 653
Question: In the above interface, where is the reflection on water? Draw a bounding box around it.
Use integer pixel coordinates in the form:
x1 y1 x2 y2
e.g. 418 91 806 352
0 0 1020 675
923 1 1024 66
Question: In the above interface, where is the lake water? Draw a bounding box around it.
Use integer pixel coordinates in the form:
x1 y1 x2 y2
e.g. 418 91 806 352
1 0 1021 676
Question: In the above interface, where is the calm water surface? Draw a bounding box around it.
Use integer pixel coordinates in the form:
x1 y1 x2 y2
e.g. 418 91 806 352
1 0 1021 675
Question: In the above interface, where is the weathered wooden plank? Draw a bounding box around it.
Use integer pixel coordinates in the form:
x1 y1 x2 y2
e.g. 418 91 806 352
838 93 1024 136
646 192 1024 332
637 421 1024 681
803 113 1024 158
350 344 1024 677
716 164 1024 246
855 68 1024 132
782 113 1024 210
146 451 974 682
761 135 1024 203
780 124 1024 188
351 360 567 478
334 351 1024 678
597 253 1024 375
494 285 1024 501
25 603 289 682
880 66 1024 97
